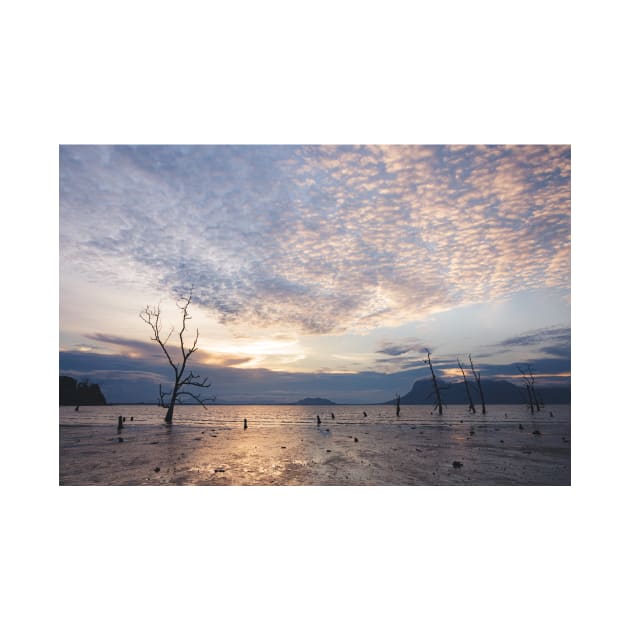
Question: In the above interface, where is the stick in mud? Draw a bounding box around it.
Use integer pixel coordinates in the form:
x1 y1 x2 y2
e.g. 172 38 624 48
469 354 487 414
457 357 476 414
425 350 444 415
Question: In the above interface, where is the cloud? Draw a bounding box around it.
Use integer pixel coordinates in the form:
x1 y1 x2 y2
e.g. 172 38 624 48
371 323 572 380
87 333 161 358
498 326 571 350
59 348 430 404
373 339 440 375
60 145 571 336
539 344 571 359
86 333 254 368
376 339 427 356
59 348 570 405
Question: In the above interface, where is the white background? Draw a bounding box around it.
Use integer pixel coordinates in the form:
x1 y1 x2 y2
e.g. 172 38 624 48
2 1 627 629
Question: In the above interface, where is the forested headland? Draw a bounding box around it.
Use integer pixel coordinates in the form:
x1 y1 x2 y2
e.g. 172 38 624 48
60 376 107 405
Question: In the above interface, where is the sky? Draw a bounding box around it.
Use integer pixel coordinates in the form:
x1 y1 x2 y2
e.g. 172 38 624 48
59 145 570 403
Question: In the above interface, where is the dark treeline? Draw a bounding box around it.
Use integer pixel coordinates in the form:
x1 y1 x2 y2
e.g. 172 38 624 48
60 376 107 405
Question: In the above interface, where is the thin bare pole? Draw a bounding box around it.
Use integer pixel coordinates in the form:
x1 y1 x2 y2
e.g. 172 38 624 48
458 357 476 413
468 354 486 414
425 350 444 415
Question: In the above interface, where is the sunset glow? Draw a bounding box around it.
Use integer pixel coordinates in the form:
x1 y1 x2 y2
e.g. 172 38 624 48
60 145 570 403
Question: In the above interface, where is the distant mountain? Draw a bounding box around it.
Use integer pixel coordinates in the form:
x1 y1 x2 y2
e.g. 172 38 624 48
385 378 570 406
60 375 107 405
292 397 337 405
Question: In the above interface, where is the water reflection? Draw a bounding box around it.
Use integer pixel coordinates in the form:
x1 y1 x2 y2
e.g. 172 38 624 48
60 403 571 429
60 405 571 485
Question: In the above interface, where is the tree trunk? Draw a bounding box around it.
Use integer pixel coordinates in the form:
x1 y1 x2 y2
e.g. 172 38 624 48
426 353 444 415
164 388 178 423
531 383 541 411
469 355 486 414
525 384 535 414
458 358 476 414
479 387 487 415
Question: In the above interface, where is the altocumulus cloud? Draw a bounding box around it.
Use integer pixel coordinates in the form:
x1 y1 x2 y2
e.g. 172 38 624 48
60 145 570 335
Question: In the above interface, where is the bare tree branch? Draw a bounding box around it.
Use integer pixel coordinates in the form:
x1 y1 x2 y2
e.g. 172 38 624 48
180 371 211 388
174 390 216 407
140 305 178 373
140 290 214 423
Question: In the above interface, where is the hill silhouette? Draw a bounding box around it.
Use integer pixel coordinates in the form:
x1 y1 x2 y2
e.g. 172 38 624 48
386 378 570 405
291 397 336 405
60 376 107 405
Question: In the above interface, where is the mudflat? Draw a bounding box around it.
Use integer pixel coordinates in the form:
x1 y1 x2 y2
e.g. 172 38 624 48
59 418 570 485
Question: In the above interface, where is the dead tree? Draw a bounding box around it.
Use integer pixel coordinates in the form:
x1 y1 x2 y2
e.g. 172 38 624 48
457 357 476 413
140 291 215 423
424 350 445 415
525 383 535 414
527 365 542 411
468 354 486 414
518 365 541 414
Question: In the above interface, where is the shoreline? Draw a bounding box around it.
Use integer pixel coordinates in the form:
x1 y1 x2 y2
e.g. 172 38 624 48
60 418 570 486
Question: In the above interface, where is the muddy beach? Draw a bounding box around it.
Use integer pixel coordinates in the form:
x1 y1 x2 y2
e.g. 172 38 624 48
59 407 570 485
